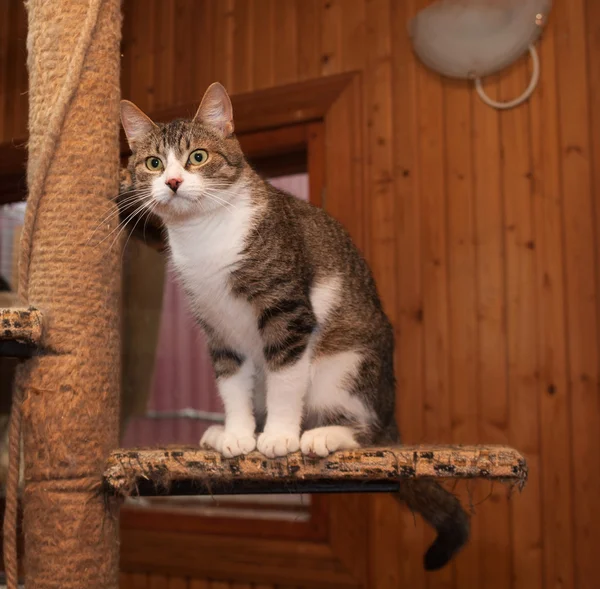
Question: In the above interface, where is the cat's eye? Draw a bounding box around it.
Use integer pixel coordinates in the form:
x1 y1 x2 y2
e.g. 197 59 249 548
189 149 209 166
145 156 163 171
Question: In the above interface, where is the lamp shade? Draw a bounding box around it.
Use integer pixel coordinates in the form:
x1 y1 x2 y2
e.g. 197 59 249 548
408 0 551 80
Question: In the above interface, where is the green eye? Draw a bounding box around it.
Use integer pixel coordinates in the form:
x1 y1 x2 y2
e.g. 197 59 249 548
189 149 209 166
145 157 163 171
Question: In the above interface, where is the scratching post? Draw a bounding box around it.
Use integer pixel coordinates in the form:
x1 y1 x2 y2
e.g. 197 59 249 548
5 1 123 588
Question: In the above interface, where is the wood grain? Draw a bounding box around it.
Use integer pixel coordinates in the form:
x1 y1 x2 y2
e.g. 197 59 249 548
555 1 600 588
500 53 543 589
530 14 575 589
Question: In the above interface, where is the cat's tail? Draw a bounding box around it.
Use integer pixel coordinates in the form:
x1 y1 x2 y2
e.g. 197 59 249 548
394 478 470 571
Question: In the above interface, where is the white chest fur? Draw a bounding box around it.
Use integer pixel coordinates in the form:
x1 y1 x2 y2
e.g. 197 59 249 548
167 200 263 364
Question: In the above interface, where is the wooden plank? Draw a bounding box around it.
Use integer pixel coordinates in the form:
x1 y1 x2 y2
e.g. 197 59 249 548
212 0 234 91
192 0 215 101
152 0 175 110
0 0 11 143
119 0 134 103
149 574 169 589
472 72 511 589
529 15 575 589
121 495 323 543
173 0 194 106
295 0 321 81
307 122 326 208
328 494 368 586
237 125 308 160
340 0 366 73
363 0 396 313
499 52 543 589
231 0 253 94
10 2 27 140
273 1 298 86
324 72 365 248
167 577 188 589
554 1 600 587
583 3 600 588
149 73 355 134
252 0 274 90
120 572 149 589
319 0 341 76
127 0 156 111
121 531 358 589
188 580 208 589
443 76 479 589
2 1 20 141
119 572 130 589
390 1 426 586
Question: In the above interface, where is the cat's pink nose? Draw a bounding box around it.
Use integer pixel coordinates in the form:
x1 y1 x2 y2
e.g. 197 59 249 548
166 177 183 192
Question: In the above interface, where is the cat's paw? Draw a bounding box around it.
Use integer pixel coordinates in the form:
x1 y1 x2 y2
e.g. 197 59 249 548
300 427 359 458
256 431 300 458
200 425 256 458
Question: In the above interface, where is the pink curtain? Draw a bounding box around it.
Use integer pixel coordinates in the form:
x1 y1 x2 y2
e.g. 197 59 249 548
122 174 309 447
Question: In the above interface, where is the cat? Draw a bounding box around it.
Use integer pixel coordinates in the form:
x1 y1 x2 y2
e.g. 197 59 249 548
119 82 470 570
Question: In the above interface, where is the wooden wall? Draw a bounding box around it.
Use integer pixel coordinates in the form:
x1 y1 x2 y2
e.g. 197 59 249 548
120 573 295 589
2 1 600 588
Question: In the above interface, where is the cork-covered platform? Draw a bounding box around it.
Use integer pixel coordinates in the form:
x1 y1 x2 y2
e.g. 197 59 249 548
104 444 527 497
0 307 43 357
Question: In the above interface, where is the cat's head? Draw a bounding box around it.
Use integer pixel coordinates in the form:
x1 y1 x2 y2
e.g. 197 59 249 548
120 83 247 224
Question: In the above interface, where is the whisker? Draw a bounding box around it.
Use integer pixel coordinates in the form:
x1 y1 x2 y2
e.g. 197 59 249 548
203 190 238 211
106 201 155 254
204 193 237 213
121 200 157 263
142 200 162 244
83 193 153 247
97 198 154 251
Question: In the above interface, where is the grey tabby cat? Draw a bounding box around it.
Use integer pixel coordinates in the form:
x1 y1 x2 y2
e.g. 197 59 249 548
120 83 469 570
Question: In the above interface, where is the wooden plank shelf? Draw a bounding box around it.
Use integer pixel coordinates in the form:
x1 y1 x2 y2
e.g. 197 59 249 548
104 445 527 497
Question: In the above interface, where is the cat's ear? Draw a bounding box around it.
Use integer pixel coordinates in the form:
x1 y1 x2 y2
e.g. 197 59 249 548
194 82 234 137
120 100 158 147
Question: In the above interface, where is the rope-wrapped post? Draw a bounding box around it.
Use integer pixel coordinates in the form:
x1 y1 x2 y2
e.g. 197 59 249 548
5 1 123 588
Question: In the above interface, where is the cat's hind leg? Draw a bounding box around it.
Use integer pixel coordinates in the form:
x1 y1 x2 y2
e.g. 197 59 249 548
300 425 359 457
301 349 377 457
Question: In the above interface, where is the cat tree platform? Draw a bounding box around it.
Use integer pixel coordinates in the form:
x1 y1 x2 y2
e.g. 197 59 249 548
0 307 43 358
103 445 527 497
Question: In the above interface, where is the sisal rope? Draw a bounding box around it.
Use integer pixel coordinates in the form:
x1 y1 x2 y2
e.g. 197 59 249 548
3 1 118 588
2 387 22 589
18 0 104 302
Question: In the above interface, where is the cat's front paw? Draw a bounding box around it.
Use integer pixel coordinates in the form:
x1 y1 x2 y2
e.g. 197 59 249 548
200 425 257 458
256 431 300 458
